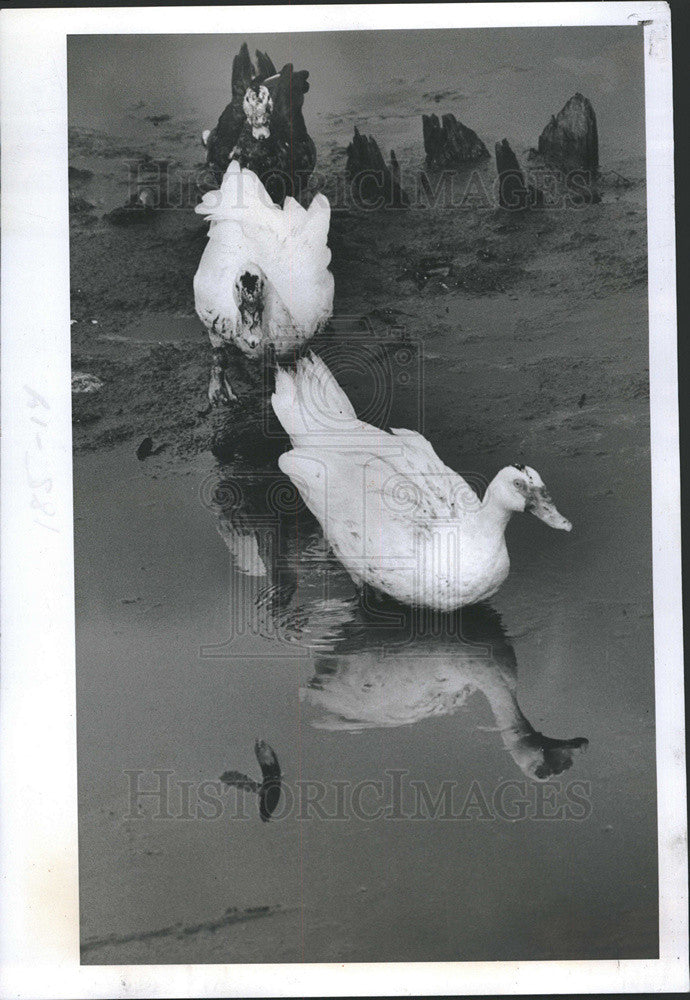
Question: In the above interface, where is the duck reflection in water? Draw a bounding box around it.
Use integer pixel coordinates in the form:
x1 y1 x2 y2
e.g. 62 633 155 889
301 599 588 782
206 470 588 782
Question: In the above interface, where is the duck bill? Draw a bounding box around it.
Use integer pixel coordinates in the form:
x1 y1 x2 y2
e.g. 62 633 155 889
527 488 572 532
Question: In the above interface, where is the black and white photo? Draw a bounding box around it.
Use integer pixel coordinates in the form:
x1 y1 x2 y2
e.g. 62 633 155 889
0 3 686 997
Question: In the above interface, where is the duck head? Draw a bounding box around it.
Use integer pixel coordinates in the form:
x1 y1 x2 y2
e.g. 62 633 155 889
508 729 588 781
488 464 572 531
233 265 266 351
236 267 264 308
243 83 273 139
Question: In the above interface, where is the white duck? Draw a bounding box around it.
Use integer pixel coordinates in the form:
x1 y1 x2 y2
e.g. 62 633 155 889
271 353 572 610
194 161 334 404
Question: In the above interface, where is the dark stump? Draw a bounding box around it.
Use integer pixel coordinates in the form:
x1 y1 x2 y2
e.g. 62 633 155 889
346 127 409 210
423 113 490 168
537 92 599 176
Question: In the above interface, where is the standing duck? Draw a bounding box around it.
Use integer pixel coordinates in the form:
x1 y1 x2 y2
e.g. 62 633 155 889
271 354 572 610
203 42 316 204
194 162 334 404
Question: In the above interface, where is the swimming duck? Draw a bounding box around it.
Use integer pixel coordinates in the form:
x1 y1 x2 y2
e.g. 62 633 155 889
203 42 316 204
194 162 334 404
204 469 586 783
271 353 572 610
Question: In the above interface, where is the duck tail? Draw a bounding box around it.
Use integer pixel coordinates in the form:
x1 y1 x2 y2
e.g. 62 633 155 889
195 160 275 223
272 365 301 440
271 353 358 445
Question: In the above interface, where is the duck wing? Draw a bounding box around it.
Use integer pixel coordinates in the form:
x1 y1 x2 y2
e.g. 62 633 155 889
387 428 481 518
272 354 465 512
192 219 245 339
272 355 449 489
272 355 484 602
277 423 479 584
238 192 331 334
267 65 316 180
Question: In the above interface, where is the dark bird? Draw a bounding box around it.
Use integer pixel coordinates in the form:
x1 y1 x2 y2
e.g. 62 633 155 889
203 42 316 205
220 739 282 822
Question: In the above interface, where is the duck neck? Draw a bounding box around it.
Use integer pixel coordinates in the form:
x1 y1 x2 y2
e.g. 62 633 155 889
481 674 532 744
478 482 514 534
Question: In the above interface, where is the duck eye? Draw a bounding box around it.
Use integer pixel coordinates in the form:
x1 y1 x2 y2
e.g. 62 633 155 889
513 478 529 496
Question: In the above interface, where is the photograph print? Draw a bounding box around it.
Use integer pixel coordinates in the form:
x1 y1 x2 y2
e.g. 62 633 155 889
68 22 659 966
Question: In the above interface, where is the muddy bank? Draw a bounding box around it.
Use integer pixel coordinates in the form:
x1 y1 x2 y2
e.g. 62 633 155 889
70 162 647 461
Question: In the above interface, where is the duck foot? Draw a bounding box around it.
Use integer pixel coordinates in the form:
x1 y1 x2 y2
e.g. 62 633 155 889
208 361 238 406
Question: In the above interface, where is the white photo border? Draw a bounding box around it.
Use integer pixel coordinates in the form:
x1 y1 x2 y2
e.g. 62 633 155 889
0 3 686 996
